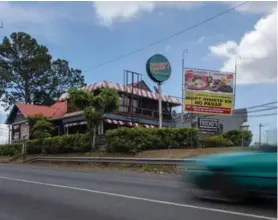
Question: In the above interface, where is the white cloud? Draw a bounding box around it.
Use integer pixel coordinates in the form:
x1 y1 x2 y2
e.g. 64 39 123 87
225 1 277 14
93 1 203 26
0 2 72 42
209 10 277 84
210 41 238 57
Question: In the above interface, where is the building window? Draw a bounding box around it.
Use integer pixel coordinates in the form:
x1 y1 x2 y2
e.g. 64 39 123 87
12 124 20 140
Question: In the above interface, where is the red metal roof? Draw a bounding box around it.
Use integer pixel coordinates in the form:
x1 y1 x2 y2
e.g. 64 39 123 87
58 80 181 105
16 101 67 119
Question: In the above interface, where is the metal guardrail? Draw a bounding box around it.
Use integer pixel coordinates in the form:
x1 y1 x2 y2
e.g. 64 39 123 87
24 156 193 165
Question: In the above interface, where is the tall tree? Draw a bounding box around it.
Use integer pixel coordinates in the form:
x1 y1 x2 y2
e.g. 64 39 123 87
68 87 120 151
33 59 85 105
0 32 85 110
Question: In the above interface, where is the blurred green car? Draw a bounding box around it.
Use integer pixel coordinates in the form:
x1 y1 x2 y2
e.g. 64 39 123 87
181 145 277 202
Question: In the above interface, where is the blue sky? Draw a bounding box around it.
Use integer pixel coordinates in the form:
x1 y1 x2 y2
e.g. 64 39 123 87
0 1 277 144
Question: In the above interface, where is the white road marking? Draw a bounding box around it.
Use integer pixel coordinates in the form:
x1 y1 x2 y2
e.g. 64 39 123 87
0 176 275 220
0 164 182 185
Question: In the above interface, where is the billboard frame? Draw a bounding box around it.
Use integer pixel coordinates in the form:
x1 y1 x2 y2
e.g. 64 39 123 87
182 67 236 117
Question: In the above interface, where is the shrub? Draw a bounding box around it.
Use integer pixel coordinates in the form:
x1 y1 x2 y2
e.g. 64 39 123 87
26 133 91 154
224 130 252 147
0 144 21 156
105 127 199 153
203 135 232 148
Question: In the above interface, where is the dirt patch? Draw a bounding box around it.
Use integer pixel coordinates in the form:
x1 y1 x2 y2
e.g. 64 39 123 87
25 161 178 174
24 147 241 159
0 156 10 163
3 147 242 174
136 147 241 158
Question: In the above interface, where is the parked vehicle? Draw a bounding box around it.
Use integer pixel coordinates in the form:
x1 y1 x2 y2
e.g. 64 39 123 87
181 145 277 202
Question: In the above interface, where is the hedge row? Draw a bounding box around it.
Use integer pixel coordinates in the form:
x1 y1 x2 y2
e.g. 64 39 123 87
0 128 253 156
0 144 21 156
203 130 252 148
105 127 199 153
224 130 252 146
26 133 91 154
203 135 232 148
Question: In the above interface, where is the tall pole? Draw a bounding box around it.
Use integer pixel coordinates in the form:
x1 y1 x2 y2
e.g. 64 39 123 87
181 49 188 125
0 22 3 28
259 123 263 147
158 83 162 128
234 55 241 114
265 130 269 144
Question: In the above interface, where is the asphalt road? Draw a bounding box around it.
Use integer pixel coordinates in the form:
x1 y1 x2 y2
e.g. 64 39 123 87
0 164 276 220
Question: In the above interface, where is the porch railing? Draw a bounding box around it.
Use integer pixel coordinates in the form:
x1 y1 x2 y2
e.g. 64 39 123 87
117 105 172 121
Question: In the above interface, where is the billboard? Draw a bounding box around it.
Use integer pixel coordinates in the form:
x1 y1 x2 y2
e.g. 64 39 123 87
184 68 234 115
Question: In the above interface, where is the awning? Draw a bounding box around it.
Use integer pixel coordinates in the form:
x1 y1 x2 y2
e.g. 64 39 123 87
104 119 155 128
65 121 87 127
144 124 155 128
104 119 122 125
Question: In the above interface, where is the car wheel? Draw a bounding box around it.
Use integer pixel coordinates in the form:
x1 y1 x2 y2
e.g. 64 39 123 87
190 172 247 203
208 172 247 203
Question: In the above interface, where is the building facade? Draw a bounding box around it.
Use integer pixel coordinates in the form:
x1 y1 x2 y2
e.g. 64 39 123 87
174 108 248 138
5 80 181 143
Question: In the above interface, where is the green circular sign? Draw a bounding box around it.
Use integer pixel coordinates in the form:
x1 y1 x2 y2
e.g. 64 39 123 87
146 54 171 83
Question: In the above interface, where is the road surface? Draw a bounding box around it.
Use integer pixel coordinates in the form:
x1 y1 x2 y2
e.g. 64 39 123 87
0 164 276 220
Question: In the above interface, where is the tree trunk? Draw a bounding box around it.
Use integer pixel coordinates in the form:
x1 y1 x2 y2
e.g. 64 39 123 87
41 139 46 155
91 125 97 152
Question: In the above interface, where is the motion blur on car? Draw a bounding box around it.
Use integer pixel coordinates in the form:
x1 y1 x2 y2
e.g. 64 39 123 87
180 144 277 202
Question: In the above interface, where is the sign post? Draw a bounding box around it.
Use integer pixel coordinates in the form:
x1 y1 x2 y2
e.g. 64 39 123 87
158 83 162 127
146 54 171 128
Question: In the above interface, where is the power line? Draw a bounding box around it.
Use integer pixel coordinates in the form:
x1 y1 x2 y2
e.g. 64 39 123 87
176 100 277 112
247 101 277 109
247 106 277 114
248 113 277 118
82 1 250 72
172 95 277 111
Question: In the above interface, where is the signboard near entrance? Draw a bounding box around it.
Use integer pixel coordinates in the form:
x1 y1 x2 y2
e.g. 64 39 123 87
198 118 219 132
146 54 171 128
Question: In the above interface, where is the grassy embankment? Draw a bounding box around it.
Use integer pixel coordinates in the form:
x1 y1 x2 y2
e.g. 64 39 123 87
13 147 242 174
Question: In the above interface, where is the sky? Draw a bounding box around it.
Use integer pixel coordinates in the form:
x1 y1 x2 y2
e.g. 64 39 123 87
0 1 277 144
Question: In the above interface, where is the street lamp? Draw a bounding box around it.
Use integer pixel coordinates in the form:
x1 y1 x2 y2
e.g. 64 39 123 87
240 121 249 147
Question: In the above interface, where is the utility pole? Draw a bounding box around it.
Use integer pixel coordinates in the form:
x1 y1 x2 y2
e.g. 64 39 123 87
259 123 264 147
265 130 269 144
181 49 188 125
234 55 241 114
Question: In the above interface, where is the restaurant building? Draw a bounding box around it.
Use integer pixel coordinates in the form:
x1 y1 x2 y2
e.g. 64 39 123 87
5 80 181 143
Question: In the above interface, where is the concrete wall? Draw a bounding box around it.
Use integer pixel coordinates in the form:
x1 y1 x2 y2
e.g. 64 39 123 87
0 124 8 144
175 109 248 133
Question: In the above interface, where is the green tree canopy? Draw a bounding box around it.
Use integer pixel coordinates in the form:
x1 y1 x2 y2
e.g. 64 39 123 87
0 32 85 110
32 119 54 140
68 87 120 151
224 130 253 147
